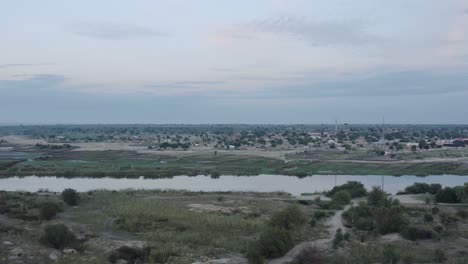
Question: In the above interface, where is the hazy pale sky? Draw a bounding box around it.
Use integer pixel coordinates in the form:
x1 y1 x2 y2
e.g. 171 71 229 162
1 0 468 124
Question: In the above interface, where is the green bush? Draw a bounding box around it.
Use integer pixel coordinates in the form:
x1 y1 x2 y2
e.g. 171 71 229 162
332 228 345 249
404 183 441 194
367 187 388 207
39 202 61 221
269 205 307 231
40 224 78 249
253 227 293 258
423 213 434 223
149 246 178 263
435 187 460 203
382 246 400 264
247 246 265 264
332 190 352 206
433 249 447 263
62 188 79 206
327 181 367 198
375 206 408 234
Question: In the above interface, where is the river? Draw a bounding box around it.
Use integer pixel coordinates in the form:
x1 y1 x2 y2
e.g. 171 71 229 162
1 174 468 195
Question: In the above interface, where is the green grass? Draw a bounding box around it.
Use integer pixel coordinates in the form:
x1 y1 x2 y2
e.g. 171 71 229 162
2 149 468 178
59 190 324 263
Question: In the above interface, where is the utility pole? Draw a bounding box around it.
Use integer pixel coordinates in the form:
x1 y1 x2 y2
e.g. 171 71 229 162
335 119 338 136
382 116 386 142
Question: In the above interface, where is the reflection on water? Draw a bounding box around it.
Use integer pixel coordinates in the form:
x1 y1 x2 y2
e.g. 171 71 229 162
1 175 468 195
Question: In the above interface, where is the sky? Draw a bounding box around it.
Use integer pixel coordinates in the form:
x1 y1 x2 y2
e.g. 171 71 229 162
1 0 468 124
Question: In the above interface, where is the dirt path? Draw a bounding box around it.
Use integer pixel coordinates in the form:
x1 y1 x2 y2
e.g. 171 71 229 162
268 204 351 264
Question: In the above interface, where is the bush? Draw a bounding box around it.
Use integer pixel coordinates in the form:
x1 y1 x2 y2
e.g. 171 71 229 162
367 187 388 207
39 202 61 221
269 206 307 231
247 246 265 264
423 213 434 223
62 188 79 206
108 246 151 264
253 228 293 258
149 246 177 263
433 249 447 263
332 190 352 206
295 246 323 264
40 224 78 249
375 206 407 234
382 246 401 264
404 183 441 194
401 225 434 241
327 181 367 198
313 211 327 220
456 210 468 219
332 228 345 249
435 187 460 203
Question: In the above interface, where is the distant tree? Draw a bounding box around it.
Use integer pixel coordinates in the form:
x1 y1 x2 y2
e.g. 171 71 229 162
62 189 79 206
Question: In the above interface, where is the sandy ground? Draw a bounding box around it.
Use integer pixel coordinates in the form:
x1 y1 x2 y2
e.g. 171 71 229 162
391 194 426 204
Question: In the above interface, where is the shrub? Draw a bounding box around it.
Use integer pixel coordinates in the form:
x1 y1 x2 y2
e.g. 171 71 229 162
269 205 307 231
332 228 345 249
382 246 400 264
327 181 367 198
375 206 408 234
433 249 447 263
295 246 323 264
40 224 78 249
149 246 177 263
62 188 79 206
332 190 352 206
247 246 265 264
39 202 61 221
401 225 433 241
108 246 151 264
423 213 434 223
313 211 327 220
254 227 293 258
456 210 468 219
435 187 460 203
309 218 316 227
404 183 441 194
367 187 388 207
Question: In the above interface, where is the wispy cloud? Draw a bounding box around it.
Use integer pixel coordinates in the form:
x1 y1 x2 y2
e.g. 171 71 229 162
264 69 468 98
0 63 54 69
0 74 65 91
217 15 379 46
146 81 225 89
70 22 169 40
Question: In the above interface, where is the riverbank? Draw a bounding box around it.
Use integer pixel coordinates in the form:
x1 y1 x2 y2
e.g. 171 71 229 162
2 149 468 178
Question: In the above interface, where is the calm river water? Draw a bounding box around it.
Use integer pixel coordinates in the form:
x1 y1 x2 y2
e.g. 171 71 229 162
1 175 468 195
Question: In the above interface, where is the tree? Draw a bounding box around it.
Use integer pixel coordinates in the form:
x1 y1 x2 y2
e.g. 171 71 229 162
411 145 417 152
367 187 388 207
435 187 460 203
269 206 307 231
62 188 79 206
332 190 352 206
39 202 61 221
40 224 78 249
327 181 367 198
